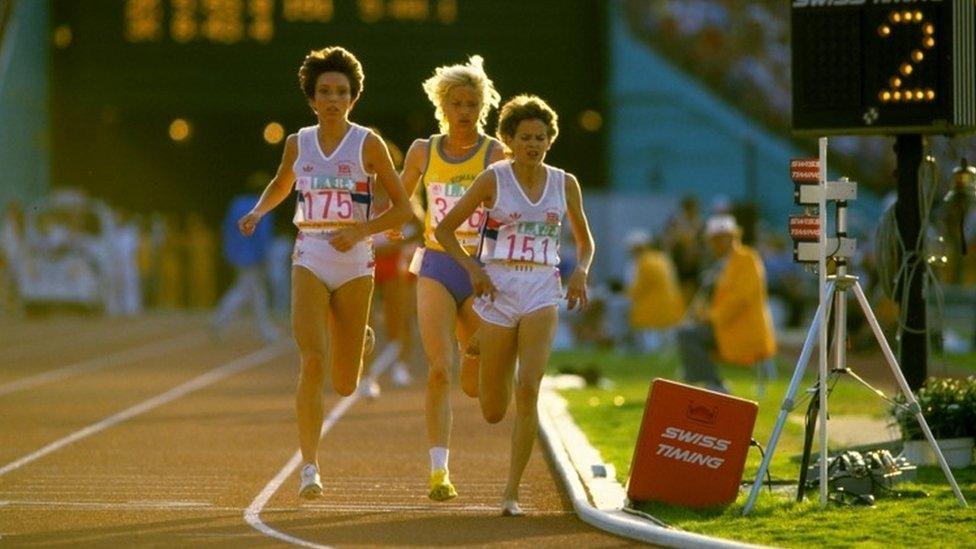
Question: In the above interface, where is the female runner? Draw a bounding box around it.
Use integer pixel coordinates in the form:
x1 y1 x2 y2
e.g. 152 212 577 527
434 95 595 516
238 46 411 499
399 55 505 500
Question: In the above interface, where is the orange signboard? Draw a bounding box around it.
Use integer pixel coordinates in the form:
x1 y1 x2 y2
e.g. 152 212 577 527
627 379 758 508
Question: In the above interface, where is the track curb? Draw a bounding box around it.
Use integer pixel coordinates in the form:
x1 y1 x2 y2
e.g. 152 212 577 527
537 382 766 548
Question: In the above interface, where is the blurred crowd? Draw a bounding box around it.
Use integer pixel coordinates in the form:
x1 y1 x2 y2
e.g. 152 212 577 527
562 192 976 359
0 188 291 318
7 184 976 360
621 0 976 193
560 195 780 354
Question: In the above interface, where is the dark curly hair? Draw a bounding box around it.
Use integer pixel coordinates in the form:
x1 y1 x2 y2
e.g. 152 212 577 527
496 94 559 144
298 46 365 100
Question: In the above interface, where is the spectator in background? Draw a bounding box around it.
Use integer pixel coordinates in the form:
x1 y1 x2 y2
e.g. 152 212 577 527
364 133 419 397
142 213 165 307
185 212 217 309
676 214 776 393
267 224 293 316
664 195 704 305
761 233 805 328
1 201 25 315
603 279 631 347
212 173 278 343
114 210 143 315
625 229 684 353
155 214 185 309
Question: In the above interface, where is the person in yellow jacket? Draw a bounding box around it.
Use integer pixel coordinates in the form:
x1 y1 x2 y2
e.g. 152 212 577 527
625 230 684 352
677 214 776 393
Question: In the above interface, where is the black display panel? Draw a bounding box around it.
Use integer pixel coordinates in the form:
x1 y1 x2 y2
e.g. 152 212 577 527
791 0 974 135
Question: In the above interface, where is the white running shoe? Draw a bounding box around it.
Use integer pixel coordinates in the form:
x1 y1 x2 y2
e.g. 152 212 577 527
391 362 412 387
298 463 322 500
358 379 381 399
501 499 524 517
364 325 375 358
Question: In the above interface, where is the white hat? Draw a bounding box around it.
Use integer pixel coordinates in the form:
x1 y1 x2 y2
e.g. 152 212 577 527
625 229 652 248
705 214 739 237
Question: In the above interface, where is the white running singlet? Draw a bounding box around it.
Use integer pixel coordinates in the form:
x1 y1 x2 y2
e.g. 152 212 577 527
291 123 373 264
478 161 566 267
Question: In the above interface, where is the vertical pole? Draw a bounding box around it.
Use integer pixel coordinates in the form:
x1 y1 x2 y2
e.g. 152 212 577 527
831 200 850 507
742 284 834 515
817 137 829 507
894 134 926 390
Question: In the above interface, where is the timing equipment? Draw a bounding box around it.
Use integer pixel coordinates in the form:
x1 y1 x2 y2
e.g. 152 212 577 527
741 138 968 515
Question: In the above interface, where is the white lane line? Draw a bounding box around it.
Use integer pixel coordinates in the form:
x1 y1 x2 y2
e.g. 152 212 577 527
295 503 536 513
244 344 398 549
1 500 213 509
0 332 206 397
0 344 289 477
0 500 244 512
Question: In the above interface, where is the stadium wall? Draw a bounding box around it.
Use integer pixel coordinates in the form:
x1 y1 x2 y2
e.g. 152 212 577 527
0 0 49 208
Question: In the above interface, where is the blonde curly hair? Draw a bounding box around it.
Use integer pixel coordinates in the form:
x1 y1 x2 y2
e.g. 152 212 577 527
422 55 501 134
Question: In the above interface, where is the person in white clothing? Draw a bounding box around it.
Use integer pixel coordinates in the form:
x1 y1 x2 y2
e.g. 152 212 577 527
0 201 25 315
237 46 412 500
115 211 142 315
435 95 595 516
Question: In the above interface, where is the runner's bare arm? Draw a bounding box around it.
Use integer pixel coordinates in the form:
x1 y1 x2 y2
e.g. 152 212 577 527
400 139 430 199
564 173 594 311
239 134 298 236
487 137 507 164
329 131 412 251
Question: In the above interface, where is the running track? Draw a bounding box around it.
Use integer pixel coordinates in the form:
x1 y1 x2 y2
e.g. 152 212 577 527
0 313 637 547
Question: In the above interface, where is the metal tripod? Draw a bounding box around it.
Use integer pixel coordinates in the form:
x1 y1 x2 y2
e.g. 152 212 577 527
742 270 968 514
742 139 968 515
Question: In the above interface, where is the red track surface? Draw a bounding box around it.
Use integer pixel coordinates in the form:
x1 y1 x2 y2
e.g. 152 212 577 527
0 313 639 547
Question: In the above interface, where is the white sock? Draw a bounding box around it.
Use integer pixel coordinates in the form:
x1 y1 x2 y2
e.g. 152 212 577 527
430 447 449 472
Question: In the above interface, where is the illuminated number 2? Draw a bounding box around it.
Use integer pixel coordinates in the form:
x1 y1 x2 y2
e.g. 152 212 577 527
877 10 937 104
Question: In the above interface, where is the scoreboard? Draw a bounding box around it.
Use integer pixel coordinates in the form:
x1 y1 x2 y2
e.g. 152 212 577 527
121 0 461 44
791 0 975 135
51 0 605 216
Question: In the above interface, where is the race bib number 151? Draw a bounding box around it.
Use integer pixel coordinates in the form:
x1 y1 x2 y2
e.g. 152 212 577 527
494 222 559 265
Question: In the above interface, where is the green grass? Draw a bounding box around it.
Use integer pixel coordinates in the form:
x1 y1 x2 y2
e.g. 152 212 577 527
550 349 976 548
935 351 976 376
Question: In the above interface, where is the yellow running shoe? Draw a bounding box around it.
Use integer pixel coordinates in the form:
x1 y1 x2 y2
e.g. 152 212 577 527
428 468 458 501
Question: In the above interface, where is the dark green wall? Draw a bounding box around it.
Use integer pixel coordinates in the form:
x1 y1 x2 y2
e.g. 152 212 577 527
51 0 606 221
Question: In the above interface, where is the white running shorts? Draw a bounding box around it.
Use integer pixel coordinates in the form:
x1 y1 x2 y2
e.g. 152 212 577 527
474 262 562 328
293 232 374 292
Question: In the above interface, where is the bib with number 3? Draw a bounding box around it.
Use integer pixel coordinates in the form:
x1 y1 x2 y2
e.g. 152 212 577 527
428 182 485 248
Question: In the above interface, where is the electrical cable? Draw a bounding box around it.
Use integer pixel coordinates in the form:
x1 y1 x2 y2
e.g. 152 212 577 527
875 153 946 341
873 150 958 378
749 438 774 493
